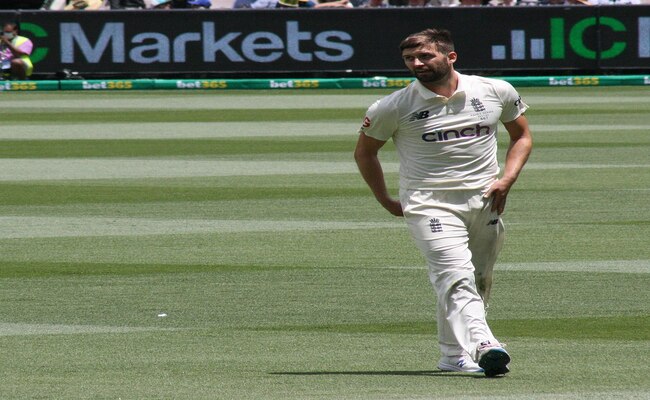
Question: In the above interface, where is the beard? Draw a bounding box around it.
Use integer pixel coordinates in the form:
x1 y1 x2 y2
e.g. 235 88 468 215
412 65 451 84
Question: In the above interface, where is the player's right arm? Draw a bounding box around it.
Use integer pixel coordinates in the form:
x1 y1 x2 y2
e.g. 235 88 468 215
354 133 403 217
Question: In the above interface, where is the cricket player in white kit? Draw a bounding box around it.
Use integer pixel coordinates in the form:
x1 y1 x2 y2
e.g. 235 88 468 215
354 28 532 377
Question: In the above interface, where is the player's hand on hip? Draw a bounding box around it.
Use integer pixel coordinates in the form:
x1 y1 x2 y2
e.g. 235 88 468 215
382 199 404 217
484 180 511 215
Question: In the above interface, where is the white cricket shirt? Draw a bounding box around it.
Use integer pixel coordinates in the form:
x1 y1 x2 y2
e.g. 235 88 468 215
359 72 528 191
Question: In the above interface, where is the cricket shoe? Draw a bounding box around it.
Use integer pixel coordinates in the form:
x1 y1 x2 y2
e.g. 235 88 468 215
477 341 510 377
438 355 484 373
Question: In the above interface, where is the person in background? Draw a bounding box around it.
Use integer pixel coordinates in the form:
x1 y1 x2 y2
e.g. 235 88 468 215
313 0 353 6
108 0 146 8
402 0 431 6
1 22 33 80
150 0 173 7
275 0 299 7
187 0 211 7
42 0 104 8
360 0 389 7
64 0 105 9
41 0 67 9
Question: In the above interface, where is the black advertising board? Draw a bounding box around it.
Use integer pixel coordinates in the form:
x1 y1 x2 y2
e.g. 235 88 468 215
6 6 650 77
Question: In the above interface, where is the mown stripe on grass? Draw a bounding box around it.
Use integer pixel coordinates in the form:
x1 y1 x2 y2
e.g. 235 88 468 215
3 259 647 278
497 260 650 274
386 260 650 274
525 163 650 170
529 142 650 149
457 391 649 400
0 121 359 139
0 108 366 124
0 216 404 239
0 159 376 181
0 139 646 158
0 138 356 158
253 315 650 341
0 323 177 337
531 109 647 117
532 124 650 132
0 261 306 278
0 123 645 141
0 93 384 110
0 183 370 205
0 159 648 181
528 95 650 106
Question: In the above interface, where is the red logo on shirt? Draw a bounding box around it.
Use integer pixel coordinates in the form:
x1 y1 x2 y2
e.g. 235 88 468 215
362 116 371 128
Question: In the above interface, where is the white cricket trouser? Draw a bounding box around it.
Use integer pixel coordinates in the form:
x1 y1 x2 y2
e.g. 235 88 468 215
400 189 505 360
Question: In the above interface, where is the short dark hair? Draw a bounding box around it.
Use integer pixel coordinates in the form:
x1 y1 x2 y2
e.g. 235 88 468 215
3 22 19 31
399 28 455 55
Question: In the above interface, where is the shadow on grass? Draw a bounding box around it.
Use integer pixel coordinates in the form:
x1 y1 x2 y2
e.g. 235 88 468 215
270 370 491 379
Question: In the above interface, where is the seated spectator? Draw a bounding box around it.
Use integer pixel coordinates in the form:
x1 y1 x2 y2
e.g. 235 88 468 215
43 0 105 8
276 0 298 6
536 0 589 3
1 22 33 80
313 0 353 6
588 0 639 3
64 0 104 9
247 0 278 7
188 0 211 6
109 0 146 8
406 0 425 5
360 0 389 7
42 0 66 8
150 0 173 7
232 0 253 7
42 0 63 9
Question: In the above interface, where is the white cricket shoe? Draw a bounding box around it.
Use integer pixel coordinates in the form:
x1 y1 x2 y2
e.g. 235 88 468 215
438 355 484 373
476 341 511 377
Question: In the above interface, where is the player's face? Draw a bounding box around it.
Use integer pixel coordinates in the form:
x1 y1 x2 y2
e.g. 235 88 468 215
402 44 456 84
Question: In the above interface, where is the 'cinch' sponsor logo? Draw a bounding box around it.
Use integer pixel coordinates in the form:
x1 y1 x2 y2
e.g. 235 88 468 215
421 124 491 142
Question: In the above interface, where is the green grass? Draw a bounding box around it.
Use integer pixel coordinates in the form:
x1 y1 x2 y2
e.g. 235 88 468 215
0 108 367 123
0 138 355 158
0 86 648 399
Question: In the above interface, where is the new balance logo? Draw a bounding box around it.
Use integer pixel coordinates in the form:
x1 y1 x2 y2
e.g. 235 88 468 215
487 218 499 226
470 98 486 112
429 218 443 233
409 110 430 121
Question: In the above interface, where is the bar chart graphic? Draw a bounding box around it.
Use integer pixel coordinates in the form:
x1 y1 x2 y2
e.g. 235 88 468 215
491 16 650 61
640 17 650 57
491 30 547 61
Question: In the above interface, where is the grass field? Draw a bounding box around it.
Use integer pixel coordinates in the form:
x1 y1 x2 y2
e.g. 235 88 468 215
0 85 648 399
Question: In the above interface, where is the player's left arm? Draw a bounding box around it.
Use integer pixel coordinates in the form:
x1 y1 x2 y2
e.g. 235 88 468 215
485 114 533 215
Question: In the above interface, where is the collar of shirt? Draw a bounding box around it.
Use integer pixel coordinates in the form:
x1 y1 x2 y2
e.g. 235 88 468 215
413 72 466 102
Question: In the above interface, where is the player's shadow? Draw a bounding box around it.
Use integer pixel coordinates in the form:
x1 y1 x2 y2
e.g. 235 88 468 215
270 370 490 379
